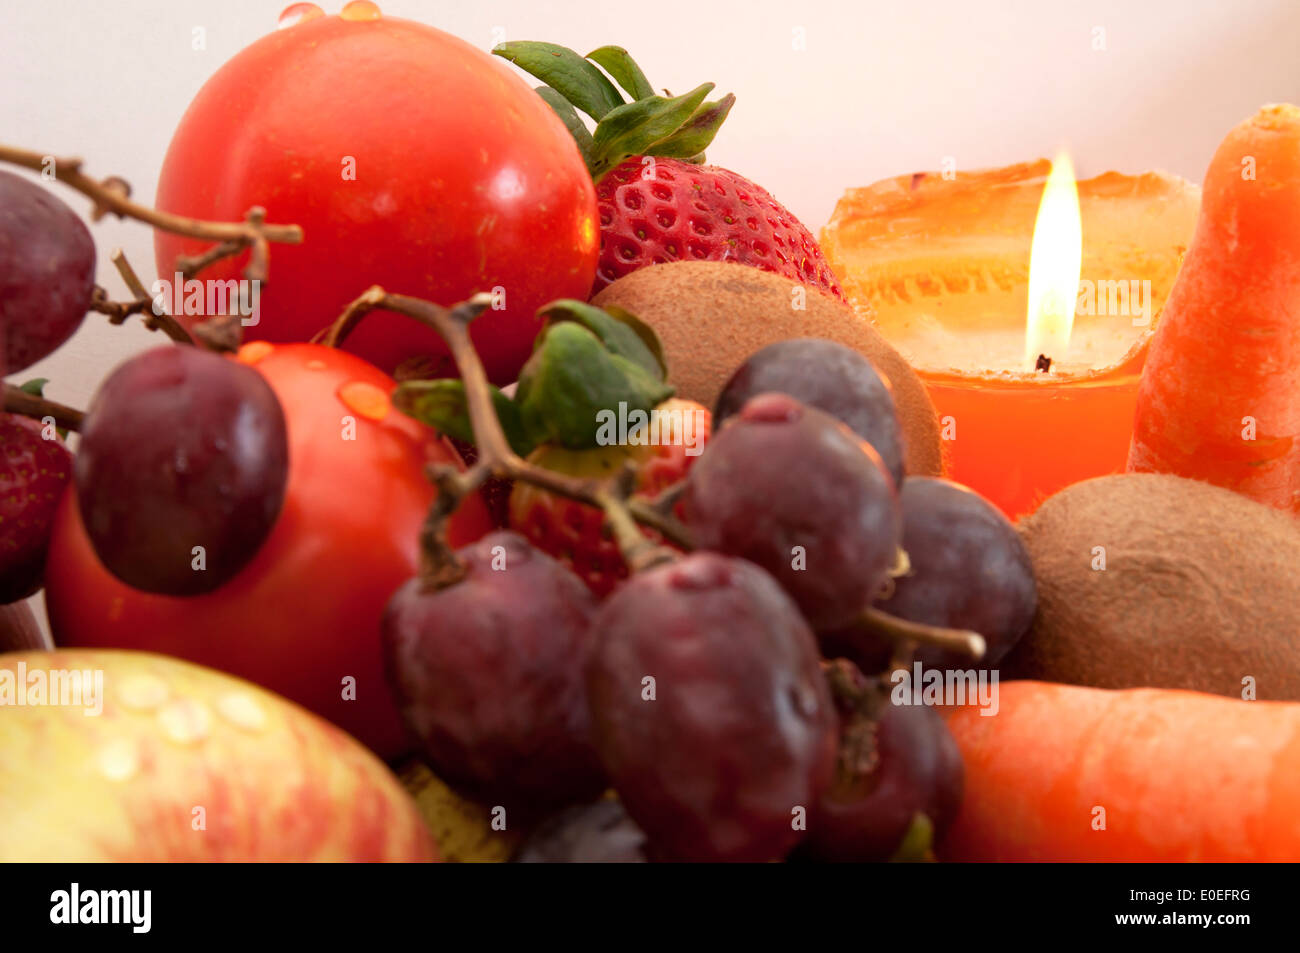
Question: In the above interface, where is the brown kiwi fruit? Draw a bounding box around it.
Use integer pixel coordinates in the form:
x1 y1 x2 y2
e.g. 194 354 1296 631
1005 472 1300 699
591 261 943 477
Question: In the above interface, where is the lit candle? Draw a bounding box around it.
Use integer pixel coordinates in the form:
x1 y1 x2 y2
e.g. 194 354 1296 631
822 157 1200 517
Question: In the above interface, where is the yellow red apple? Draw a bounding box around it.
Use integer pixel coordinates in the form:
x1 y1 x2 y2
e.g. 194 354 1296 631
0 649 436 861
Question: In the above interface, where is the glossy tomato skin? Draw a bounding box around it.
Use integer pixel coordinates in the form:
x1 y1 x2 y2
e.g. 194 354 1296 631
44 343 492 760
154 15 598 385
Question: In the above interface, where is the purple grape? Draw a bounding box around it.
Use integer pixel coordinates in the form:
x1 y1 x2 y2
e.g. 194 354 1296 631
877 477 1037 670
74 345 288 595
587 551 837 862
384 531 606 817
802 660 964 862
0 411 72 602
0 171 95 373
715 338 905 487
684 392 901 629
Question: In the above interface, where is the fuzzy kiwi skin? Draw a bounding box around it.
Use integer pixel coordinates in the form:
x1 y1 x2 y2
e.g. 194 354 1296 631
1004 473 1300 699
591 261 943 478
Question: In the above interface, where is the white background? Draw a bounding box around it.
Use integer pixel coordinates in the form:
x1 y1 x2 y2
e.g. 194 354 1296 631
2 1 1298 628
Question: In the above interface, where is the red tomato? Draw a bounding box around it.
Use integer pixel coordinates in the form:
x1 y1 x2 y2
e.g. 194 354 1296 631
44 343 492 759
153 14 598 385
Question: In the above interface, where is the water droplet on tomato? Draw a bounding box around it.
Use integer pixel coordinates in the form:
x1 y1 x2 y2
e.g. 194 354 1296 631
340 0 382 21
338 381 390 420
277 2 324 29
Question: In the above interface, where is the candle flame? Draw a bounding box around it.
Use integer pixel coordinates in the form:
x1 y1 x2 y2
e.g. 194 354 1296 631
1024 151 1083 370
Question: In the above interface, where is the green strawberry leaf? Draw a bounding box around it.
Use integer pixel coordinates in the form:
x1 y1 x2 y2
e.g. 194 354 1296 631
598 304 669 380
538 299 666 381
515 322 674 450
392 379 534 458
497 41 734 173
647 93 736 160
534 86 596 169
589 84 714 179
585 45 655 101
492 41 624 121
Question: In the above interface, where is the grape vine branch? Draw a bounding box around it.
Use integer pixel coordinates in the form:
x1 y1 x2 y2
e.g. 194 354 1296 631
0 385 84 432
88 249 194 345
0 143 306 429
0 144 303 283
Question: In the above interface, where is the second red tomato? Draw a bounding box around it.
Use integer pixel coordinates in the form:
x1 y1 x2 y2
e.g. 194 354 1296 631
44 343 493 760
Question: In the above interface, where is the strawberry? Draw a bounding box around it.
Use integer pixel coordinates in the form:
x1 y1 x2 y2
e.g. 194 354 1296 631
393 299 699 593
593 156 843 298
1 407 73 603
493 42 843 300
509 398 711 596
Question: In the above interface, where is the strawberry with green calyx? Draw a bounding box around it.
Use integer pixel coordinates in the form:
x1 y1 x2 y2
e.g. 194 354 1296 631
492 42 844 300
510 398 712 597
514 300 674 450
393 297 708 594
394 298 673 455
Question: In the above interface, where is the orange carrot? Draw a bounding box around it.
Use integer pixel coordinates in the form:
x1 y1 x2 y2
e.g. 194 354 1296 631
1129 104 1300 512
942 681 1300 862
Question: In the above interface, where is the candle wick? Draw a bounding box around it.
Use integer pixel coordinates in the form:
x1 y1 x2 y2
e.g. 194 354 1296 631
1035 353 1053 373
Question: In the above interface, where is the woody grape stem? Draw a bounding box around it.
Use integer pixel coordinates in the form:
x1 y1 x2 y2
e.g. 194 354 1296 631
86 250 196 345
857 606 987 661
2 384 84 432
0 145 302 284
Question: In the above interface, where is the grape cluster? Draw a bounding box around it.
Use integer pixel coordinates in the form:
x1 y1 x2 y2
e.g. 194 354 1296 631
381 337 1036 863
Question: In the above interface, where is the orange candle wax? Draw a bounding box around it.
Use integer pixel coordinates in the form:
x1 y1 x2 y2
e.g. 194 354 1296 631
822 158 1200 518
920 344 1147 519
